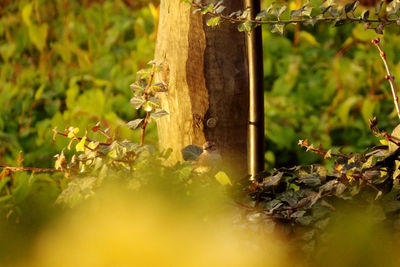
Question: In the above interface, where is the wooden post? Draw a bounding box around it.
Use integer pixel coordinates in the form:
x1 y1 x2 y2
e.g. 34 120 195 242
155 0 249 178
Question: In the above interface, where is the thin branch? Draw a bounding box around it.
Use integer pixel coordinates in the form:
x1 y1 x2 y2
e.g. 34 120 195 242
53 130 111 146
141 111 151 146
0 165 63 173
372 38 400 121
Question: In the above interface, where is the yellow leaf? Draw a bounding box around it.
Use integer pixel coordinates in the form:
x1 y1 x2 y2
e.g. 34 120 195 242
76 137 87 152
88 141 99 150
54 150 66 170
22 3 32 26
379 139 389 146
67 127 79 138
348 156 356 164
324 149 332 159
215 171 232 186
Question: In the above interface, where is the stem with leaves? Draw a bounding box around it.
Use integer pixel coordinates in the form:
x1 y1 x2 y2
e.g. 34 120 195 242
187 0 400 35
372 37 400 121
140 65 156 146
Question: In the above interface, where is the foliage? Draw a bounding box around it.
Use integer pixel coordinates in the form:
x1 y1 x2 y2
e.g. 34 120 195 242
259 0 400 168
0 0 158 168
128 61 168 145
185 0 400 35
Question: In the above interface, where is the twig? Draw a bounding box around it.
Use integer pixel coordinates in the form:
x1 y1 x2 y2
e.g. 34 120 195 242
0 165 63 173
372 37 400 121
53 129 111 146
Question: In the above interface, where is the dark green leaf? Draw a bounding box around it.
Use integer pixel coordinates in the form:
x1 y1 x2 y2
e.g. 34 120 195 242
345 1 359 13
296 216 313 226
361 10 370 21
237 21 255 32
126 119 144 130
262 172 283 187
150 83 167 93
270 23 285 35
130 97 145 109
334 19 348 27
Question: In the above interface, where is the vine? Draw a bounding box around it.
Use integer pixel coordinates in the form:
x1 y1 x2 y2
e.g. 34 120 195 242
182 0 400 35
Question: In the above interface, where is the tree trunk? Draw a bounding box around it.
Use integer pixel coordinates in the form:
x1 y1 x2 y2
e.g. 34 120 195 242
155 0 249 178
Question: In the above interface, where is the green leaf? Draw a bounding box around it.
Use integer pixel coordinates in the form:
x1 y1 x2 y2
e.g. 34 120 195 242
361 97 376 125
386 0 400 16
56 177 97 207
270 23 285 35
0 177 10 194
375 0 385 16
296 216 313 226
181 145 203 161
255 10 269 20
345 0 359 13
150 83 167 93
290 3 313 19
201 3 214 14
361 10 370 21
130 80 147 94
262 172 283 187
206 16 221 27
337 96 360 126
34 84 46 100
126 119 144 130
130 97 145 110
334 19 348 27
271 6 287 18
237 21 255 32
12 173 31 204
22 3 33 26
151 110 169 118
28 23 48 51
215 171 232 186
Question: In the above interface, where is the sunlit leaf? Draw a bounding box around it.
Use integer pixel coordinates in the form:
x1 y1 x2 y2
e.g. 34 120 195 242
126 119 144 130
215 171 232 186
76 137 87 152
206 16 221 27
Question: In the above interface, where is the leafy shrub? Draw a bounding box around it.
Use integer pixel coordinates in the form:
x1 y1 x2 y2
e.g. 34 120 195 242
0 0 158 168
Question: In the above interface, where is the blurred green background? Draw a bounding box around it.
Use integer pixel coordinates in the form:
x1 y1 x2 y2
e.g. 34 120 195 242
1 0 400 170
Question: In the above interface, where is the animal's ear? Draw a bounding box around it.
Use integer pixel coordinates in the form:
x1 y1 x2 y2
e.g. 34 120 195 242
181 145 203 161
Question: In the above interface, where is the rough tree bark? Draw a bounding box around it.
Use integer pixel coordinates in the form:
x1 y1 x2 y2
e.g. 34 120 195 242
155 0 249 177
